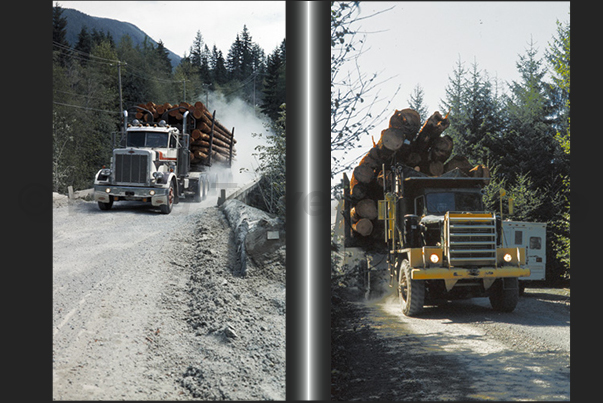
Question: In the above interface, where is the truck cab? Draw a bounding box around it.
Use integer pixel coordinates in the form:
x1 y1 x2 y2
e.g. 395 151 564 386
93 114 208 214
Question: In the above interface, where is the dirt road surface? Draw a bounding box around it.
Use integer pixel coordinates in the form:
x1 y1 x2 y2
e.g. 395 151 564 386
53 195 285 400
331 286 570 401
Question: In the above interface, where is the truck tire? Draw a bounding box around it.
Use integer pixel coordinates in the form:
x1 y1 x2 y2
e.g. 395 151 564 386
489 278 519 312
398 259 425 316
98 200 113 211
193 178 202 202
202 177 208 200
160 181 175 214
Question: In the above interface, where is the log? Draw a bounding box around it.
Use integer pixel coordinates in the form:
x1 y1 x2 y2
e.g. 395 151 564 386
191 129 202 140
352 218 373 236
406 152 422 168
414 111 450 153
428 160 444 176
444 155 472 175
389 108 421 137
350 175 367 200
354 198 378 220
221 199 285 275
358 152 381 170
352 163 374 184
377 128 406 152
368 146 392 165
429 134 453 163
469 164 490 178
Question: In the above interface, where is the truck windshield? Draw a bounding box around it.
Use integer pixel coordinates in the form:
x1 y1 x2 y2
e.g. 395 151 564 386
126 131 169 148
425 192 483 214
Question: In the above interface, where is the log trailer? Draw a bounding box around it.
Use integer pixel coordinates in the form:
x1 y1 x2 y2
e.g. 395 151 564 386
93 103 233 214
337 164 531 316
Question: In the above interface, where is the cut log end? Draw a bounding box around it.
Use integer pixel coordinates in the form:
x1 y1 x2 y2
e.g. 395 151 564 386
352 218 373 236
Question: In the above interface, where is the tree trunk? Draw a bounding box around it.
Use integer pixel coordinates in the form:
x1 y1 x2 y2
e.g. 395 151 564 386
352 163 374 184
429 134 453 162
444 155 472 175
352 218 373 236
350 175 367 200
377 127 406 152
389 108 421 136
353 198 378 220
414 111 450 153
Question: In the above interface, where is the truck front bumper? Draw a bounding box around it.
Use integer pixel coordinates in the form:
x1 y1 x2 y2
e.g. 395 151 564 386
411 266 531 280
93 185 170 206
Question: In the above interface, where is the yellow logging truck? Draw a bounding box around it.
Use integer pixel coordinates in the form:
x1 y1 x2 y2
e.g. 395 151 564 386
335 164 530 316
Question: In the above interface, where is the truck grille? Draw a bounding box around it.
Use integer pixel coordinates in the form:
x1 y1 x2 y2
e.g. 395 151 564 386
114 153 148 185
445 212 496 267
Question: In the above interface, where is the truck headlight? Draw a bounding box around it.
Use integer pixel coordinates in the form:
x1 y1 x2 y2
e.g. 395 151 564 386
430 253 440 264
503 253 512 262
149 190 155 196
105 188 111 193
100 168 112 176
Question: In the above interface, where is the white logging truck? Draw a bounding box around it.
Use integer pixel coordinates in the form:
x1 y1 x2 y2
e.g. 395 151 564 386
93 101 235 214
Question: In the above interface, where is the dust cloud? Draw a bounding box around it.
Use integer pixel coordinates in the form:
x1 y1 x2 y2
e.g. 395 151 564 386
198 92 271 190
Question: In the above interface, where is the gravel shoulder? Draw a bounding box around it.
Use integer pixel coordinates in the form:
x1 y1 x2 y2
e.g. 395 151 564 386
53 196 285 400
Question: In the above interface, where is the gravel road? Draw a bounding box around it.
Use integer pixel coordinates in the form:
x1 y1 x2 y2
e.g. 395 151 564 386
331 285 570 401
53 194 285 400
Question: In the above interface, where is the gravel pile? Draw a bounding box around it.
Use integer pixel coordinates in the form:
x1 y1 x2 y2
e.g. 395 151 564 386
180 206 286 400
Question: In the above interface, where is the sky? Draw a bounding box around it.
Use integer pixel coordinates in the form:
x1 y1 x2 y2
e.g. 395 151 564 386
59 1 286 57
331 1 570 220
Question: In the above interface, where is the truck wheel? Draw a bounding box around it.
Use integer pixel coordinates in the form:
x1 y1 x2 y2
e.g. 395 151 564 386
193 178 202 202
489 278 519 312
98 200 113 211
160 181 175 214
398 259 425 316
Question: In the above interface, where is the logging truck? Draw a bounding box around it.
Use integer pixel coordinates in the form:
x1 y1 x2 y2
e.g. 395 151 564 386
335 164 531 316
93 102 235 214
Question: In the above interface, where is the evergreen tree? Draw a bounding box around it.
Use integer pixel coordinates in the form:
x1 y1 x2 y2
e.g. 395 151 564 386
189 30 204 68
199 44 212 84
52 2 69 67
155 40 173 75
462 60 500 163
261 40 286 120
440 57 469 155
226 34 243 81
407 84 429 125
240 25 255 79
52 2 68 45
499 39 561 190
74 26 93 66
545 19 570 278
211 45 228 86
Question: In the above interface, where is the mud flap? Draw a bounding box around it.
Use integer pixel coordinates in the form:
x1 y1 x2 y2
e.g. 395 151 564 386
502 277 519 290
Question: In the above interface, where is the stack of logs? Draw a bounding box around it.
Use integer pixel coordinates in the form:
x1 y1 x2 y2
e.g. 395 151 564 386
348 108 490 238
134 101 236 166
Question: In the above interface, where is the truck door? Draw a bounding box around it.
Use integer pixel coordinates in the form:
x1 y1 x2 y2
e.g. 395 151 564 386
525 226 546 281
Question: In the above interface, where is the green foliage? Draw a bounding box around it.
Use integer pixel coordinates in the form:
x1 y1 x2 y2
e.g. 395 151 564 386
252 105 286 218
439 30 570 281
52 3 285 196
440 58 503 165
261 39 286 121
483 167 545 222
407 84 429 125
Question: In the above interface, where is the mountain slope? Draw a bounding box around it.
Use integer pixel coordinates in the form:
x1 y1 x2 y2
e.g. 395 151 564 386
61 8 181 68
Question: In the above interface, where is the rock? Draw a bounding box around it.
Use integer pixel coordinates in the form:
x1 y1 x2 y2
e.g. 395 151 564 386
224 325 238 339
